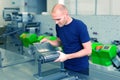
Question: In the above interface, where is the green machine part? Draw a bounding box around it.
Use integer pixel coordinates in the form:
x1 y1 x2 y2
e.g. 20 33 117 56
90 42 103 65
37 35 57 42
99 45 117 66
20 33 38 47
20 33 58 47
91 42 117 66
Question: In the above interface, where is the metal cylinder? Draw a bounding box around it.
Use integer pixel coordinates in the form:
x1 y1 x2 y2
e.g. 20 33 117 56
40 51 59 63
0 51 2 67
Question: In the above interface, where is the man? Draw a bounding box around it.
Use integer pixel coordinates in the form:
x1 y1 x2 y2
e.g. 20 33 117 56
41 4 92 75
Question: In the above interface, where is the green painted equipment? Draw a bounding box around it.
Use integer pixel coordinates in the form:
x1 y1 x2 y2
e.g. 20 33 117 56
37 35 57 42
20 33 57 47
91 42 117 66
20 33 38 47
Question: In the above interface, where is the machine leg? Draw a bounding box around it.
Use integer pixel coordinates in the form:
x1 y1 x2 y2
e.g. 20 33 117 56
34 57 42 80
60 62 66 72
0 51 3 68
38 58 42 77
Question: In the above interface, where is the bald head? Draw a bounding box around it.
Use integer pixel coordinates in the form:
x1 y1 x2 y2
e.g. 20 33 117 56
51 4 72 27
51 4 68 15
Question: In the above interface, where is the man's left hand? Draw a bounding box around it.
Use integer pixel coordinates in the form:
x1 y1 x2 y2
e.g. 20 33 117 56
54 51 68 62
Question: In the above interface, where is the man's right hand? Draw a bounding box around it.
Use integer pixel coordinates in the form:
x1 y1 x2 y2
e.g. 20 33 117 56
40 38 49 43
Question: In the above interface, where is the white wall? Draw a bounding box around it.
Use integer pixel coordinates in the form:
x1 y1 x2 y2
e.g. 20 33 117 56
34 15 120 44
77 0 95 15
47 0 120 15
47 0 58 14
111 0 120 15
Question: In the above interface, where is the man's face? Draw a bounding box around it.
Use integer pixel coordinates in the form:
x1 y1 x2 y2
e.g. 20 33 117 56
52 11 67 27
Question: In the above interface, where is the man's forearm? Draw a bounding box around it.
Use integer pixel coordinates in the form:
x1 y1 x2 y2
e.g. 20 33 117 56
66 48 91 60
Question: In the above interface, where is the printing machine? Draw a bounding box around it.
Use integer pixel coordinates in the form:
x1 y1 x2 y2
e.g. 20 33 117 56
33 42 92 80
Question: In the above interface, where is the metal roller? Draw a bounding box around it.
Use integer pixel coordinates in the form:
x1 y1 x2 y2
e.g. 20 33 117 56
40 51 59 63
33 42 60 63
33 42 60 78
34 42 56 53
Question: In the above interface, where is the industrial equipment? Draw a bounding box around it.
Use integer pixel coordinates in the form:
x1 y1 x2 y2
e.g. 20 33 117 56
3 8 34 22
19 34 92 79
20 33 57 47
0 8 38 68
89 42 120 80
0 48 34 68
34 42 59 62
111 40 120 70
33 42 91 80
24 22 40 35
20 33 38 47
2 8 41 55
91 42 117 66
3 8 20 21
112 55 120 69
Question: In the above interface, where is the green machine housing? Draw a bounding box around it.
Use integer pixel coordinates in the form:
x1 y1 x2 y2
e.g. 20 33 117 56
20 33 38 47
91 42 117 66
20 33 57 47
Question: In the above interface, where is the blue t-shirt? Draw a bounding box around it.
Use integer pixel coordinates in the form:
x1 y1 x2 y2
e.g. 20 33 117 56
56 18 90 71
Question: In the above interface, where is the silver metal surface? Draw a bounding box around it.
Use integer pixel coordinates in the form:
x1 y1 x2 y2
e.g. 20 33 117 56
34 42 56 53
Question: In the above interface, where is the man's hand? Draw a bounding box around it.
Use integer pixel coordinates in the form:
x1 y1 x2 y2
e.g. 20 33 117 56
40 38 48 43
54 51 68 62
